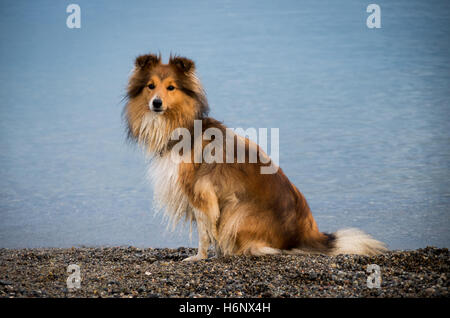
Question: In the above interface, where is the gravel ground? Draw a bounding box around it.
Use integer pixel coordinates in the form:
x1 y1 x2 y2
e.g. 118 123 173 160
0 246 448 298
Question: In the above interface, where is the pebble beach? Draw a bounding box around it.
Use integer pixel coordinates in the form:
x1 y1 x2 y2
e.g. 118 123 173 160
0 246 448 298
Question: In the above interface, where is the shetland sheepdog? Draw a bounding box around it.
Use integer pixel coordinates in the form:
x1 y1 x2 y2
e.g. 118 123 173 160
123 53 386 261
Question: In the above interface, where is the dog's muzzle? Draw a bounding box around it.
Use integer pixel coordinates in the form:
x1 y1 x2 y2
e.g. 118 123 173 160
150 97 164 113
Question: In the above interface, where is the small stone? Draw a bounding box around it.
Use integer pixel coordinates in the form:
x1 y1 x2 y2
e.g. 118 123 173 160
137 286 145 293
0 280 12 286
425 288 435 295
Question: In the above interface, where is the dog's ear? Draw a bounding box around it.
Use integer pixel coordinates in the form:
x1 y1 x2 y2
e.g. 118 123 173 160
169 56 195 74
134 54 161 70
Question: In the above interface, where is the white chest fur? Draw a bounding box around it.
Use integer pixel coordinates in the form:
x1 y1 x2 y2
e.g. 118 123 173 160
146 154 192 229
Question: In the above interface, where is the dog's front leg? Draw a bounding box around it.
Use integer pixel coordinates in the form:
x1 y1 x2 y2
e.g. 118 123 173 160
213 242 223 258
182 210 210 262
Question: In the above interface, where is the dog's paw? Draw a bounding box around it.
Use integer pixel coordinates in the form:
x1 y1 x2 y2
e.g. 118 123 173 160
182 254 207 262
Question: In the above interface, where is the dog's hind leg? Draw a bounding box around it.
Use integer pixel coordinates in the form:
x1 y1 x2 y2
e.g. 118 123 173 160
240 242 281 256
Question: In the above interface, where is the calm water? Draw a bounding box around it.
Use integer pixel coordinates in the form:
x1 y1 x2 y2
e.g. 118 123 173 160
0 0 449 250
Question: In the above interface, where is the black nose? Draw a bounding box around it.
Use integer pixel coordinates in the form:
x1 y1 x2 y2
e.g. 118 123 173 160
152 98 163 109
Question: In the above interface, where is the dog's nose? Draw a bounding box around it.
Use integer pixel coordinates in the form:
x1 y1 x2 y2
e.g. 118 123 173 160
152 98 163 109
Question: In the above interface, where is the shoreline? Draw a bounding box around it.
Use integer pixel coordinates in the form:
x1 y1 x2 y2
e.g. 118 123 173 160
0 246 448 298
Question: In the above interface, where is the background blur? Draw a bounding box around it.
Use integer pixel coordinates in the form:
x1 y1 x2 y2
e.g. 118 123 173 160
0 0 449 250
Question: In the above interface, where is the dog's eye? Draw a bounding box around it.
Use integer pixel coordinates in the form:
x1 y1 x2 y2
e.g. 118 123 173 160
167 85 175 91
148 83 155 89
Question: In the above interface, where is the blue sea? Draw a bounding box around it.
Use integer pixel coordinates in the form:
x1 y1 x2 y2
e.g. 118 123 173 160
0 0 449 250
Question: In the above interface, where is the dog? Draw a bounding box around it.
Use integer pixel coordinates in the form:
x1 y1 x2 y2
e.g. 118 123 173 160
123 53 386 261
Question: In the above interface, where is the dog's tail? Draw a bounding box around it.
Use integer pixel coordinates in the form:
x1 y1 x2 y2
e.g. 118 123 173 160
289 228 387 256
326 228 387 256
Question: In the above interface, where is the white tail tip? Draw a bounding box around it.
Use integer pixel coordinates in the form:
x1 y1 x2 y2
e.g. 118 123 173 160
331 228 387 256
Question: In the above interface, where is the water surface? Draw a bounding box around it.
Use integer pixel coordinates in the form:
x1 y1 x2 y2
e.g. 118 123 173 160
0 0 449 249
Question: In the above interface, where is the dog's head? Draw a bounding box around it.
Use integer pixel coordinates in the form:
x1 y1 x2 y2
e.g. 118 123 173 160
124 54 209 145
